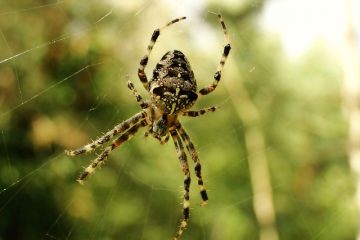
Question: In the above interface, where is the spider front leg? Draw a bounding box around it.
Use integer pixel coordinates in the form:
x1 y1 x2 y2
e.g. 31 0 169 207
138 16 186 91
176 124 208 205
171 129 191 240
198 13 231 96
65 111 147 156
77 120 147 184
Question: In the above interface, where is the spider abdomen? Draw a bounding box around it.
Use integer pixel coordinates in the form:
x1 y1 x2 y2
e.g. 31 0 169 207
152 50 196 84
150 50 198 114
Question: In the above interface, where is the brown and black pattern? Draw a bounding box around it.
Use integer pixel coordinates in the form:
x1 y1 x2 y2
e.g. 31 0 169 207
149 49 198 115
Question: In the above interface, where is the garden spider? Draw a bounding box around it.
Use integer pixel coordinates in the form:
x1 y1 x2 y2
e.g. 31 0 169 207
65 13 231 240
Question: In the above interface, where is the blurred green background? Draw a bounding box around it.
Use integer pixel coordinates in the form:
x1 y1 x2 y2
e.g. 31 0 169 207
0 0 357 239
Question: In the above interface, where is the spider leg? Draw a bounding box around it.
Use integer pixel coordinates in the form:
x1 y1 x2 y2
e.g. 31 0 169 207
138 16 186 91
171 129 191 240
198 13 231 96
182 106 219 117
176 124 208 205
65 111 147 156
77 120 147 184
126 75 149 109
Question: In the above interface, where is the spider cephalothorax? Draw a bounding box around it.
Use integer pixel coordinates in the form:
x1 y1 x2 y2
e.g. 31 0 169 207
66 13 231 240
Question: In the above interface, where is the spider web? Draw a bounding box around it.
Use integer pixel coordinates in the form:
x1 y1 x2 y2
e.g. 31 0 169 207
0 0 355 240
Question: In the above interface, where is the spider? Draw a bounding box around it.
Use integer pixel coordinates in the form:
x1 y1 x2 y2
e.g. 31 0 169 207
65 13 231 240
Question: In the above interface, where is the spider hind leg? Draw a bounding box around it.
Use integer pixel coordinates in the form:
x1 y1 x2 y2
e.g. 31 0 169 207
177 124 208 205
171 129 191 240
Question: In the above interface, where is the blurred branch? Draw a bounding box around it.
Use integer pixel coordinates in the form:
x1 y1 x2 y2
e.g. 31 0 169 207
341 0 360 239
219 1 277 238
225 65 278 240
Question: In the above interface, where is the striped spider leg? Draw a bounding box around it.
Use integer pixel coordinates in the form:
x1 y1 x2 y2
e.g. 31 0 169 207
170 127 191 240
138 16 187 91
77 120 147 184
65 77 150 183
198 13 231 96
65 111 146 157
182 106 219 117
176 123 208 205
65 112 148 183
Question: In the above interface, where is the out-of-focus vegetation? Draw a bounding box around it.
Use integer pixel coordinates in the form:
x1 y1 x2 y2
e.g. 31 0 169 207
0 1 356 240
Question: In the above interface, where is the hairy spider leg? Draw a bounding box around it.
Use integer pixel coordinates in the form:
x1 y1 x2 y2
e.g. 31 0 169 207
138 16 187 91
182 106 219 117
65 111 147 156
199 13 231 96
176 124 208 205
126 76 149 109
171 129 191 240
77 121 148 184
